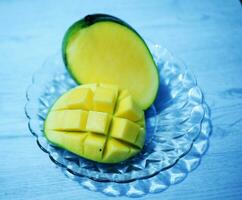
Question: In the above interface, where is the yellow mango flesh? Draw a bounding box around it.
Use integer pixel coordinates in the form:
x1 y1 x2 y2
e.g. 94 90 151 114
86 111 111 134
115 96 143 121
45 84 145 163
93 87 116 114
65 21 159 110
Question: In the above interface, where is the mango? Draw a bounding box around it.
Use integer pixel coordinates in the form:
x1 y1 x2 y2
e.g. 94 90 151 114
62 14 159 110
45 84 146 163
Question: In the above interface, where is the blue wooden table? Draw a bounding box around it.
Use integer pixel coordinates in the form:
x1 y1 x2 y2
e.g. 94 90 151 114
1 0 242 199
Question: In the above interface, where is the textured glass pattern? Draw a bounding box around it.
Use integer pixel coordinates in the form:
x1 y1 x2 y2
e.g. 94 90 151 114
25 43 212 197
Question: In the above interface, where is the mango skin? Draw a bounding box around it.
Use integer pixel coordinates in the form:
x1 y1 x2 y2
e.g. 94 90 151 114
62 14 159 110
44 84 146 163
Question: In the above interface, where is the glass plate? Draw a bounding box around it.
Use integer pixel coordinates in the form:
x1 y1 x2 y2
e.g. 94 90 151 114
25 42 212 197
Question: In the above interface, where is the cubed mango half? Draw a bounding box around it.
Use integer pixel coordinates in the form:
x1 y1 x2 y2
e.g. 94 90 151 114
44 84 146 163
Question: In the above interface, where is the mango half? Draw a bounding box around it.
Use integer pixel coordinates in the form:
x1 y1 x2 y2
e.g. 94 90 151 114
44 84 145 163
62 14 159 110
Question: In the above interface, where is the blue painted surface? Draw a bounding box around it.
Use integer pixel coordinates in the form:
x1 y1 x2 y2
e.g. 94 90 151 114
0 0 242 199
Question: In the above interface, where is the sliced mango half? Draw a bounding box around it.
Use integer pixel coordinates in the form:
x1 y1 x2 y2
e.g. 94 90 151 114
45 84 146 163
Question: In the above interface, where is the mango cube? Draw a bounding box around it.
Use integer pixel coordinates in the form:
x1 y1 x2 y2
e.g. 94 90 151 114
86 111 111 134
93 87 116 113
115 96 142 122
84 133 106 161
67 87 93 110
52 87 93 110
135 128 145 148
73 88 93 110
80 83 97 92
136 113 145 127
110 117 140 144
118 89 129 101
45 110 64 130
63 110 88 131
46 130 88 155
45 110 88 131
103 138 130 163
100 83 119 98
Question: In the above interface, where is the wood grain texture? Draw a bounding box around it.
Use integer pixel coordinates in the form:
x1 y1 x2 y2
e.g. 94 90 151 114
0 0 242 199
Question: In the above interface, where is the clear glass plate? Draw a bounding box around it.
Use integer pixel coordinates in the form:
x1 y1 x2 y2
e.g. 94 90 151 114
25 42 212 197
